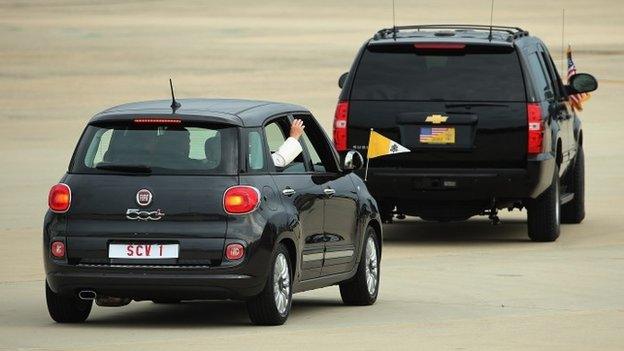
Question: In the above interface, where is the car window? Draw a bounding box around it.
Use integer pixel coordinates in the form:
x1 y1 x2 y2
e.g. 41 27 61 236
75 123 238 175
264 119 306 173
540 48 565 99
296 114 337 173
247 130 265 171
527 53 552 101
352 44 525 102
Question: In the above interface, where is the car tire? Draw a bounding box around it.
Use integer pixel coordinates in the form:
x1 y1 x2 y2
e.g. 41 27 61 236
527 165 561 242
247 243 292 325
45 281 92 323
339 226 380 305
561 146 585 224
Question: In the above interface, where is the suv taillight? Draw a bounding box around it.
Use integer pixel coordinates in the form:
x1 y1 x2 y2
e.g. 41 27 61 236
223 186 260 214
527 103 544 155
333 101 349 151
48 183 71 213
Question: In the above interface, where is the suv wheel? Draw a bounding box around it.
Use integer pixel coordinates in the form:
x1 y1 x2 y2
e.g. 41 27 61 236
247 244 292 325
527 166 561 242
339 226 380 305
46 281 92 323
561 146 585 223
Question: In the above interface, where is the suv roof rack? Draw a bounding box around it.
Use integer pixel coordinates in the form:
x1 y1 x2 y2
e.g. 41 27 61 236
374 24 529 41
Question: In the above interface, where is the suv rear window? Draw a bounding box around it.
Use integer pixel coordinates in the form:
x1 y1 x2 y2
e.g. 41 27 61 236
352 44 525 102
71 123 238 175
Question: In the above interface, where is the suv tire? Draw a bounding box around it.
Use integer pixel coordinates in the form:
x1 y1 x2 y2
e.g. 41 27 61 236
247 244 292 325
339 226 380 305
46 281 92 323
561 146 585 223
527 166 561 242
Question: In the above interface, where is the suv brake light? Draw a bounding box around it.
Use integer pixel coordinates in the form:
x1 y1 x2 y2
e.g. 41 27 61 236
48 183 71 213
413 43 466 50
333 101 349 151
527 103 543 155
223 186 260 214
134 118 182 124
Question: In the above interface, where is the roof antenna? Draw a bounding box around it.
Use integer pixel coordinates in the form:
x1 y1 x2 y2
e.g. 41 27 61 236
169 78 181 112
392 0 397 41
488 0 494 41
561 8 566 75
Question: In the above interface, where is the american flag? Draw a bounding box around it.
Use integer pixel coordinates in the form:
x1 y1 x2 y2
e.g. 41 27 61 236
567 45 590 111
420 127 449 143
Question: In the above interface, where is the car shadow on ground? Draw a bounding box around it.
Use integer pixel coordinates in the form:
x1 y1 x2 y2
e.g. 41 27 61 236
383 216 531 244
79 298 344 328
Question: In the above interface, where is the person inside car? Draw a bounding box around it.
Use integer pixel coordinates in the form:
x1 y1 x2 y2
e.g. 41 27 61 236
271 118 305 167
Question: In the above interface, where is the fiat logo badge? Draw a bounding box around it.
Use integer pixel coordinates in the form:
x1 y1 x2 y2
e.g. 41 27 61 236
136 189 153 207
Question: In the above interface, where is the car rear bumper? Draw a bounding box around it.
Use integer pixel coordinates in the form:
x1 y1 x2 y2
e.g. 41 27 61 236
45 262 266 301
362 153 555 203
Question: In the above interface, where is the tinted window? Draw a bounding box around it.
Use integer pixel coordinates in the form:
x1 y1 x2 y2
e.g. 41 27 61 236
73 123 238 174
527 53 552 101
247 130 265 171
352 45 525 102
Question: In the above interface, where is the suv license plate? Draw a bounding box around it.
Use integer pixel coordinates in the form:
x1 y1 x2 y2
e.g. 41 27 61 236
420 127 456 144
109 244 179 259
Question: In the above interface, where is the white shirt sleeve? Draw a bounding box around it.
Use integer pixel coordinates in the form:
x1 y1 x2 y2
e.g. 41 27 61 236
271 137 303 168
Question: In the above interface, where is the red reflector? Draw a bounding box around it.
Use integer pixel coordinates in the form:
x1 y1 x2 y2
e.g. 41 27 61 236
133 118 182 124
51 241 66 259
223 186 260 214
527 103 543 155
48 183 71 213
333 101 349 151
225 243 245 260
414 43 466 50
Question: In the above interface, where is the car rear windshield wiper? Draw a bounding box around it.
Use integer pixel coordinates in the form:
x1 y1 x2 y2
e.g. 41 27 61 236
95 163 152 173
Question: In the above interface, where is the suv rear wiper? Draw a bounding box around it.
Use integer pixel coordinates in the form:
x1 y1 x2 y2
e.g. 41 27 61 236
95 163 152 173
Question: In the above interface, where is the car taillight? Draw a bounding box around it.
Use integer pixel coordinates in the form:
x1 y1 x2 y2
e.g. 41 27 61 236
223 186 260 214
527 103 544 155
333 101 349 151
133 118 182 124
225 243 245 260
48 183 71 213
50 241 65 259
413 43 466 50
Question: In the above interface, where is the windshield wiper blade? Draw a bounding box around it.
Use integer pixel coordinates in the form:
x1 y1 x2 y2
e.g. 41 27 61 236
95 163 152 173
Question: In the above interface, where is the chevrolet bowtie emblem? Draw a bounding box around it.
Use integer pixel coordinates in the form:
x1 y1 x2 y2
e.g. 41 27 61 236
425 114 449 124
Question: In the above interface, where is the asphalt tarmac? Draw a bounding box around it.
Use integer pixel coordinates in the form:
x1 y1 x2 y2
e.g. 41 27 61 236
1 1 622 350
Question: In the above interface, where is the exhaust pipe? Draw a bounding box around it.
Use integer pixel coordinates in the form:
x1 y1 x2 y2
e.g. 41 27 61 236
78 290 97 300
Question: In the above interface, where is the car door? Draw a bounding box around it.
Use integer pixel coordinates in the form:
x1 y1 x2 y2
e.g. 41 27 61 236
296 114 360 276
264 116 326 281
539 45 575 172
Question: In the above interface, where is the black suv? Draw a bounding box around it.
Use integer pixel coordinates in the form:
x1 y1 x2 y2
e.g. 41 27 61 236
44 98 381 325
334 25 598 241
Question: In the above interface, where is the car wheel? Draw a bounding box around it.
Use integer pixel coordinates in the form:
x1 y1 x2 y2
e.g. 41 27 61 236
339 226 380 305
527 165 561 242
247 243 292 325
45 281 92 323
561 146 585 223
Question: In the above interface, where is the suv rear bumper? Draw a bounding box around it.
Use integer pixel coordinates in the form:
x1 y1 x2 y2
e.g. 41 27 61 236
46 261 266 301
363 153 555 203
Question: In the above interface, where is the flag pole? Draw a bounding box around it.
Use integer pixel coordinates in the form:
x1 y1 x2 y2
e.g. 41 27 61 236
561 8 566 76
364 128 372 182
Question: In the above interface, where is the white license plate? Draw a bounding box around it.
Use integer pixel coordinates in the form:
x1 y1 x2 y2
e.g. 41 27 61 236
109 244 179 259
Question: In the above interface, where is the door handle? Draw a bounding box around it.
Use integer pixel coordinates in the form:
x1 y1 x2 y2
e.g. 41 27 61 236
282 188 296 197
324 188 336 197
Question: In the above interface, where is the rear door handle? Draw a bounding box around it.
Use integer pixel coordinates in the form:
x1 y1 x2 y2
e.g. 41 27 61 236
324 188 336 197
282 188 296 197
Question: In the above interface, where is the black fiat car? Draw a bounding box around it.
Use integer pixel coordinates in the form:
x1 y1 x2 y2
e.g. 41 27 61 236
44 98 382 325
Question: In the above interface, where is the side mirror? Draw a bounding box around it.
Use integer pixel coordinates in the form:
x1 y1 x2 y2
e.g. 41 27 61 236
567 73 598 94
342 150 364 172
338 72 349 89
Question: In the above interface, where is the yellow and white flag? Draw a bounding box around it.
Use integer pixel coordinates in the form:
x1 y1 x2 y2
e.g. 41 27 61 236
364 130 410 181
367 130 410 159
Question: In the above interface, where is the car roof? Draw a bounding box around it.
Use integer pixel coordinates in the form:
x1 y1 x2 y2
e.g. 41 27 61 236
370 24 534 47
90 98 310 127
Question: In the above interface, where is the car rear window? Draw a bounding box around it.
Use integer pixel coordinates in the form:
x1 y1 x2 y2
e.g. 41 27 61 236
352 44 525 102
71 123 238 175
